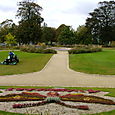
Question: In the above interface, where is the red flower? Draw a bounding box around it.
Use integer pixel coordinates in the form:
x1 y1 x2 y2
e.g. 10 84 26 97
87 89 100 93
47 92 59 97
6 88 14 91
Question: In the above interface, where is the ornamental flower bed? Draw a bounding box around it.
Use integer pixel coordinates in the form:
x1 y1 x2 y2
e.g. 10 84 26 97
1 88 115 111
13 101 48 108
5 88 14 91
0 92 46 102
16 88 25 91
4 88 100 93
12 92 89 110
13 101 89 110
0 90 115 110
87 89 100 93
60 94 115 105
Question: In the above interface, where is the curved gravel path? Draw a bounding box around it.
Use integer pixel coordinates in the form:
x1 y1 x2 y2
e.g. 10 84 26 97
0 50 115 87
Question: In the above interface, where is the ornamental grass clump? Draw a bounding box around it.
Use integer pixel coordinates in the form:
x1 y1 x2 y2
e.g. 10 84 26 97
45 97 61 103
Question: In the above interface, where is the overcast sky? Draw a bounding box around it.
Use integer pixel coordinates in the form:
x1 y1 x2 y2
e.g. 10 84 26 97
0 0 109 29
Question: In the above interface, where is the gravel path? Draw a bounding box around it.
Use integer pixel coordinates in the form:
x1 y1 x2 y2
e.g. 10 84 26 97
0 50 115 87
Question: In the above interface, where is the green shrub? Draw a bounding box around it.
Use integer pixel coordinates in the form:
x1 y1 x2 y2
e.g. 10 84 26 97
0 45 20 50
12 46 20 49
35 48 44 53
43 49 57 54
68 46 102 54
20 46 57 54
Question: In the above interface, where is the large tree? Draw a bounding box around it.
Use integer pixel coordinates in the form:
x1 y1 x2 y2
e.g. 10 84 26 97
57 25 76 45
86 1 115 45
41 24 56 45
75 25 92 45
16 0 44 44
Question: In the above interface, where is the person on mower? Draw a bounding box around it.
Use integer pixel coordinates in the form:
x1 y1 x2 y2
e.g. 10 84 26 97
9 51 15 61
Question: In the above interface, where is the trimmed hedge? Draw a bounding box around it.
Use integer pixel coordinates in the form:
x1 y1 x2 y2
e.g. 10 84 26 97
0 46 20 50
20 46 57 54
68 46 102 54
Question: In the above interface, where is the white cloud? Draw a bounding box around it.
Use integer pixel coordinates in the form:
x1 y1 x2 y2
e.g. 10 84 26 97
0 0 110 29
36 0 103 29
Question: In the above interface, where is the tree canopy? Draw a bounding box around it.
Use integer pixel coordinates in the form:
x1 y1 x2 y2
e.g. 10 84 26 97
75 25 92 45
41 24 56 45
57 25 76 45
1 0 115 46
0 19 15 43
5 33 17 46
16 0 44 44
86 1 115 45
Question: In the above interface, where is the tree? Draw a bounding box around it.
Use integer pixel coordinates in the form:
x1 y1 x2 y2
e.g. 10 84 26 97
0 19 15 43
56 24 67 41
75 25 92 44
16 0 44 44
41 25 56 45
86 1 115 45
5 33 17 46
57 25 76 45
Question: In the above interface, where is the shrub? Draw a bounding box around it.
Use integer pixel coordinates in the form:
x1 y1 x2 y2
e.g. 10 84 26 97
68 46 102 54
20 45 57 54
43 49 57 54
0 45 20 50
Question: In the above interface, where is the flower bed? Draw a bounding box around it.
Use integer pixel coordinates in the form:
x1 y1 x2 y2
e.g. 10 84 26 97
60 94 115 105
0 88 115 115
0 92 46 102
12 91 89 110
5 88 100 93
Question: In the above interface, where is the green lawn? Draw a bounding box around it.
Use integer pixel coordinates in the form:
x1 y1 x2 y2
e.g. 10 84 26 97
69 49 115 75
0 51 53 75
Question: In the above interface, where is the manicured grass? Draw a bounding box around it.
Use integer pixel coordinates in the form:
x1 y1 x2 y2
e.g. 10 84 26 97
69 49 115 75
0 86 115 115
0 51 53 75
0 111 24 115
84 110 115 115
